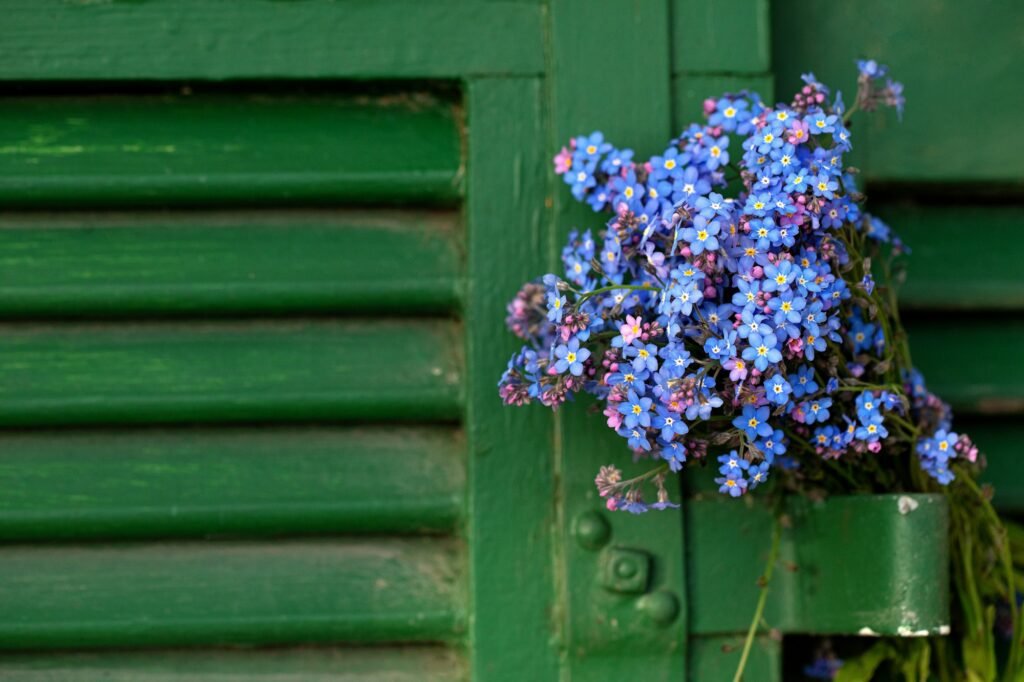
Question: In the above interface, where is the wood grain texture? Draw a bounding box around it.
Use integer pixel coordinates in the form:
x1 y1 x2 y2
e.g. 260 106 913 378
0 93 461 207
906 318 1024 415
0 1 544 80
0 210 461 316
0 647 465 682
876 203 1024 309
0 319 462 426
672 0 771 74
0 426 464 539
464 79 560 681
771 0 1024 182
0 538 465 650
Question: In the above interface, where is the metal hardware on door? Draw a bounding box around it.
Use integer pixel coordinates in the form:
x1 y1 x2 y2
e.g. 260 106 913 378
600 547 650 594
573 510 611 550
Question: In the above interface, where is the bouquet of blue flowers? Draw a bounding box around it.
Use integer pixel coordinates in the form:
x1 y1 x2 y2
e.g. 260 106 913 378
499 62 1021 680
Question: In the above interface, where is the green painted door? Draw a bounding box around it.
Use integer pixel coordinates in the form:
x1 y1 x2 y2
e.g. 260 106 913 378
0 2 963 680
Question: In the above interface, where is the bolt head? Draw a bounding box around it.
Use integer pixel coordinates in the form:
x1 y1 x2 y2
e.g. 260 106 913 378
573 511 611 550
637 590 680 626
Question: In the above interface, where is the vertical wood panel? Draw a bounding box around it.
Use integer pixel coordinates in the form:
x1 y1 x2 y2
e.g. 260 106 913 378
465 77 560 682
548 2 688 680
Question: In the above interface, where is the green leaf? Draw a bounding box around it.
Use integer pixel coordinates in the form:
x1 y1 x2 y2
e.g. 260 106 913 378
835 642 897 682
962 605 997 682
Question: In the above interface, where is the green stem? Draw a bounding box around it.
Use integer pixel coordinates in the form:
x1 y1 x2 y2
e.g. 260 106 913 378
733 515 783 682
575 283 659 305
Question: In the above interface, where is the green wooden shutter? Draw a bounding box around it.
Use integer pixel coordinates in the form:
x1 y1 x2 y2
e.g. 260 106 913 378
0 2 953 680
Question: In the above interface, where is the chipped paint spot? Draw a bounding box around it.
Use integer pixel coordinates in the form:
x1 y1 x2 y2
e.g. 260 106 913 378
897 495 919 515
858 626 881 637
897 625 930 637
938 624 951 635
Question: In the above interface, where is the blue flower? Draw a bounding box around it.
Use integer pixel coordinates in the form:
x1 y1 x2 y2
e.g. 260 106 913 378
673 166 711 203
624 340 660 372
704 332 736 361
748 461 771 489
607 367 649 394
856 59 887 78
705 135 730 170
765 374 793 405
789 365 819 398
621 426 652 452
733 405 773 440
682 215 721 255
653 406 689 442
716 472 748 497
811 173 839 199
718 451 750 475
618 390 653 429
757 429 787 462
553 337 591 376
804 397 832 424
854 412 888 443
806 112 838 135
737 307 772 339
660 441 687 472
762 260 797 293
659 345 693 377
546 291 566 323
650 146 686 182
742 331 782 371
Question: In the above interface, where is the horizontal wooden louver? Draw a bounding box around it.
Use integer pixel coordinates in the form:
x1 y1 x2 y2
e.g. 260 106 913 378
0 87 468 677
0 210 462 315
0 93 462 206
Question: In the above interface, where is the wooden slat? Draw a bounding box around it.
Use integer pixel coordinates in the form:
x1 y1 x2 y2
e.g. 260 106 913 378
907 318 1024 415
672 0 771 74
0 647 465 682
0 210 461 316
0 93 461 207
0 426 464 540
771 0 1022 182
0 538 464 650
0 319 462 426
877 204 1024 310
0 1 543 80
964 420 1024 513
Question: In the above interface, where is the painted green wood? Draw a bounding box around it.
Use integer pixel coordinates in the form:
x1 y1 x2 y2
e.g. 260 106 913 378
0 319 461 426
771 0 1024 182
0 93 461 207
548 3 688 680
689 636 781 682
965 420 1024 513
672 74 774 134
672 0 771 74
0 426 463 540
688 494 949 636
875 204 1024 310
0 209 461 316
0 1 544 80
907 319 1024 414
0 538 464 650
0 647 465 682
464 78 561 682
